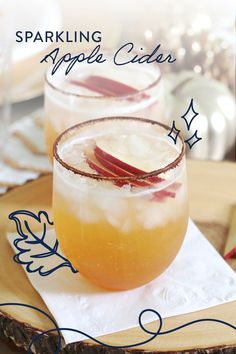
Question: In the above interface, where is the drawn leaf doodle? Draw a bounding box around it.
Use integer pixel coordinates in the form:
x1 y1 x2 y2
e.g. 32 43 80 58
8 210 78 276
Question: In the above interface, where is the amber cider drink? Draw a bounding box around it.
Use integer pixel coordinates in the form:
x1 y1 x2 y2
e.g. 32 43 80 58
53 117 188 290
45 53 165 160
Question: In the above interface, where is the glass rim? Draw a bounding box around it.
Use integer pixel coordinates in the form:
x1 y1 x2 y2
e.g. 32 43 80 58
45 51 162 100
53 117 186 182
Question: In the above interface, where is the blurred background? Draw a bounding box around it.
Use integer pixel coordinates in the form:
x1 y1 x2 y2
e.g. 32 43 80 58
0 0 235 188
0 1 235 352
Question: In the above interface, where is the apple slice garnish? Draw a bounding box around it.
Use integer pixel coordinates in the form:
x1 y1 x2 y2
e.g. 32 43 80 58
94 148 151 188
87 151 152 188
224 247 236 261
86 156 125 187
69 75 149 99
85 144 180 201
94 149 175 200
70 78 115 97
95 145 163 184
95 144 178 199
86 155 149 189
152 189 176 202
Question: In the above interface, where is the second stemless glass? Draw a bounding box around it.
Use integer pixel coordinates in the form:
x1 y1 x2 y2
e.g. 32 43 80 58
53 117 188 290
45 51 165 160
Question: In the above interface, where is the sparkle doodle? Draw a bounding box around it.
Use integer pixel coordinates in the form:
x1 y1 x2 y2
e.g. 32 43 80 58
168 98 202 150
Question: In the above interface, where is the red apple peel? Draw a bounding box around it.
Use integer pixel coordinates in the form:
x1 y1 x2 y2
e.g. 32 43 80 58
69 75 149 99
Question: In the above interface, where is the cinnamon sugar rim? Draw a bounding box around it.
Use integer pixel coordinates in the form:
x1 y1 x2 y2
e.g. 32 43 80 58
53 117 185 182
45 55 162 100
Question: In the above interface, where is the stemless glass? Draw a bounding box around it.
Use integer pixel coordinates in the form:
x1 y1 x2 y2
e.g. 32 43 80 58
45 51 166 160
53 117 188 290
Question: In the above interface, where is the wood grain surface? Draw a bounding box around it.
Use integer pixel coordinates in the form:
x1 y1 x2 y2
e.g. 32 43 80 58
0 160 235 353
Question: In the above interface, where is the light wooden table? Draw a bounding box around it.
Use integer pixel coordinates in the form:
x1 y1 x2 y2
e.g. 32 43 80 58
0 159 236 353
187 160 236 226
0 340 22 353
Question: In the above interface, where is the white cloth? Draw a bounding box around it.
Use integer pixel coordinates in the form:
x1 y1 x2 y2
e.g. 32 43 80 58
8 220 236 345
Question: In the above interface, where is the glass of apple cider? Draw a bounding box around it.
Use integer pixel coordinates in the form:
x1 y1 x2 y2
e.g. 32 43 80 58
45 51 165 160
53 117 188 290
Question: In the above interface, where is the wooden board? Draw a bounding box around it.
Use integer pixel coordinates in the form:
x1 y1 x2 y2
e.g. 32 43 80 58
0 160 236 353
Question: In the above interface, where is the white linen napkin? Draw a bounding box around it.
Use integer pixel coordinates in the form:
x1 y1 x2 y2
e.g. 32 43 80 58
7 220 236 345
